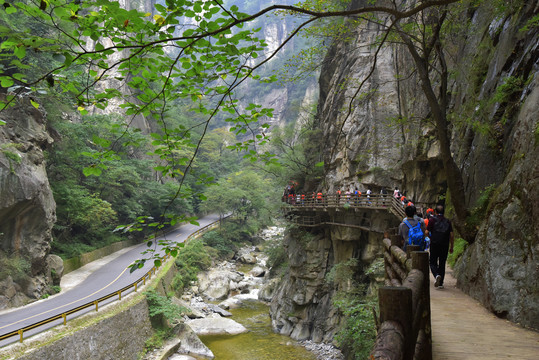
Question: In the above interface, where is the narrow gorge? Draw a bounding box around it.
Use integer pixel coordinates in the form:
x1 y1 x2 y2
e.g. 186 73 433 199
0 0 538 359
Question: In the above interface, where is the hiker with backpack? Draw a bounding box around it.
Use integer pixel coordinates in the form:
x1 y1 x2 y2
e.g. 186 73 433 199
426 204 454 289
398 205 426 251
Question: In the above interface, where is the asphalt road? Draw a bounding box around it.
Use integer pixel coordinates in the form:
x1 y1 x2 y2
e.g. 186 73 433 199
0 213 222 348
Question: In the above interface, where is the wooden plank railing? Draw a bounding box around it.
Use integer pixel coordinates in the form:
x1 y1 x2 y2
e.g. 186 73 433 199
282 193 406 221
371 238 432 360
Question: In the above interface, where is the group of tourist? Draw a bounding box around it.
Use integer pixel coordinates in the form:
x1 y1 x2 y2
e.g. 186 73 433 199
398 203 454 290
283 182 454 291
282 184 388 206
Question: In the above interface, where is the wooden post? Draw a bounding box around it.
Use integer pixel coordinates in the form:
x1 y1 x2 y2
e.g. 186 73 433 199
412 251 432 360
390 234 401 247
378 286 414 360
406 245 420 259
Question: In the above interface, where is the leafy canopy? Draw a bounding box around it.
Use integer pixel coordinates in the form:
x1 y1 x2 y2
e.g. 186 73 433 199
0 0 462 266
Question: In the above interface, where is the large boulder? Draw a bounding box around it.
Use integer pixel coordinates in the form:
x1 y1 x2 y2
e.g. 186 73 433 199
238 253 257 264
187 313 248 336
197 269 244 300
173 322 214 359
47 254 64 286
170 297 205 319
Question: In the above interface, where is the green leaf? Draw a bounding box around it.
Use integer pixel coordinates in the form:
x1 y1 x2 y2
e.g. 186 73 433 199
1 77 14 88
315 161 324 167
30 99 39 109
14 46 26 59
83 166 102 177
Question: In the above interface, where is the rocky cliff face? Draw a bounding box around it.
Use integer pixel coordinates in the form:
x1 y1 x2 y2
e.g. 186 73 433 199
450 3 539 329
273 0 538 339
319 2 539 328
0 97 57 308
270 219 384 342
317 7 445 201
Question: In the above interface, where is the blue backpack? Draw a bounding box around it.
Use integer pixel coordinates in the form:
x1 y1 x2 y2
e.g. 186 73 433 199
404 219 425 250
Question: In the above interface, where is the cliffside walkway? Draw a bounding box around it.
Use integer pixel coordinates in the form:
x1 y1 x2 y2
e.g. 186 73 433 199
285 198 539 359
282 193 407 226
430 267 539 360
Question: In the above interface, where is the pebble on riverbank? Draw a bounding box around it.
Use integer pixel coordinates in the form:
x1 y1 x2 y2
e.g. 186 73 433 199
300 340 344 360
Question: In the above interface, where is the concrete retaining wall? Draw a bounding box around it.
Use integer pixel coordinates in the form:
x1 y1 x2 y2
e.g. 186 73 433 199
63 239 138 274
15 299 153 360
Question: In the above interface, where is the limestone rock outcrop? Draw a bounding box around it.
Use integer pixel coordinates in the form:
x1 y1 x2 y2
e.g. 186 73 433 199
314 0 539 331
270 226 382 342
0 97 56 308
272 0 539 340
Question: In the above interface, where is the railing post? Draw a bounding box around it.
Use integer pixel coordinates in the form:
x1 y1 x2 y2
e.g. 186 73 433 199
118 291 122 301
378 286 414 360
412 251 432 360
406 245 420 259
18 329 23 343
62 313 67 325
94 300 99 312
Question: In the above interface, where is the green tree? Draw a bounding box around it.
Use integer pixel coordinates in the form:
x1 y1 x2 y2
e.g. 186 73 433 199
1 0 478 262
202 169 272 224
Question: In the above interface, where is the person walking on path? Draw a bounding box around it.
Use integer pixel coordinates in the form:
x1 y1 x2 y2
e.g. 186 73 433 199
398 205 425 250
426 204 454 289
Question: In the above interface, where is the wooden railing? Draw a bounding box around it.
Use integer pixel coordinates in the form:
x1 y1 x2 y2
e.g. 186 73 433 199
0 215 229 345
282 193 406 220
371 236 432 360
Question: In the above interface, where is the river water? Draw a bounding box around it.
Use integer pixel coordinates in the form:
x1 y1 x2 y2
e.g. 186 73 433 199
199 300 316 360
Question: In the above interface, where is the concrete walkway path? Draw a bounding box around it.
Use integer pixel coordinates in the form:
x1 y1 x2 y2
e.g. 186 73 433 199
430 267 539 359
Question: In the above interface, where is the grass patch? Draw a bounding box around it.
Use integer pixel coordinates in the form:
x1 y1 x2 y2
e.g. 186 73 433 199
448 237 468 268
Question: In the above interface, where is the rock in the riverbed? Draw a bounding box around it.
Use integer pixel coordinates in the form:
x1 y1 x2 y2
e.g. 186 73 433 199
207 303 232 317
249 266 266 277
187 313 248 335
197 269 244 300
168 355 197 360
173 322 214 359
218 297 243 310
171 297 205 319
239 253 257 264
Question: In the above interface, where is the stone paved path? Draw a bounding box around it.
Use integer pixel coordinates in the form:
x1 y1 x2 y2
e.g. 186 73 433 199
430 267 539 359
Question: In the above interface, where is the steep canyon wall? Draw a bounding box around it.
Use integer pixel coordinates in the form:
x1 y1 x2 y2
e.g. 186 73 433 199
0 98 57 308
314 0 538 331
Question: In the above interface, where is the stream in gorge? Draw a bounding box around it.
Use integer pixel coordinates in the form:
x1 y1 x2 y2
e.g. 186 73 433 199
199 300 316 360
166 226 343 360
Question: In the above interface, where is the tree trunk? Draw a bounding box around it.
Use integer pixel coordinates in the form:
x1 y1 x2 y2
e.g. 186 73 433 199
397 31 475 243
